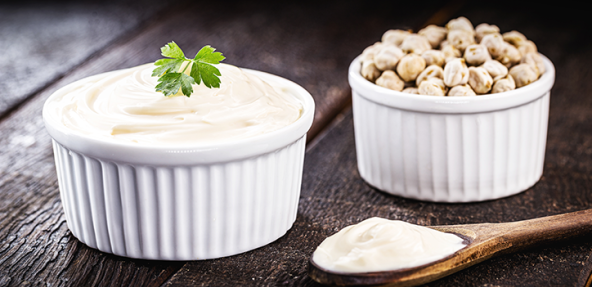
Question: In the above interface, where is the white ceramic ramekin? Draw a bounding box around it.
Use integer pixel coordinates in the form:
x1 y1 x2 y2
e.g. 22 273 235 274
349 55 555 202
43 69 315 260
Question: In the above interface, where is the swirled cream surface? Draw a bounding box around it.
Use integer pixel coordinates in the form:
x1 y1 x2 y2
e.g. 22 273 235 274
312 217 466 273
45 63 303 145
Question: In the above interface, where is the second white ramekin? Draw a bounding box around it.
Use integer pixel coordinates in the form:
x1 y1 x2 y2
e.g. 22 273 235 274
43 68 315 260
349 55 555 202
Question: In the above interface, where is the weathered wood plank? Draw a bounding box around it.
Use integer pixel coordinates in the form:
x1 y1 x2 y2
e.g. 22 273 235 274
0 2 444 285
310 109 592 286
0 64 193 286
0 5 190 285
0 0 175 120
0 0 446 285
0 177 182 286
161 105 592 286
2 0 591 286
157 0 456 285
0 97 185 286
164 1 592 286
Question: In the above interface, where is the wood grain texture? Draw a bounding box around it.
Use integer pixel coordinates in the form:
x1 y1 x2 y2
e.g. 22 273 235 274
303 108 592 287
0 64 184 287
0 0 173 119
0 0 444 285
294 6 592 284
580 253 592 287
1 0 592 286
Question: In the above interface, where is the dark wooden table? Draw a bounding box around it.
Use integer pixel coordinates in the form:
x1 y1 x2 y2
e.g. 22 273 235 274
1 0 591 286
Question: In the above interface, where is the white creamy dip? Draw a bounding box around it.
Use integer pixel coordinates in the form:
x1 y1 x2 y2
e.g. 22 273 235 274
312 217 466 273
44 63 303 145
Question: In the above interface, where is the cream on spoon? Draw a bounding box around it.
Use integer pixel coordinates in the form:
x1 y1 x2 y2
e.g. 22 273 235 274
312 217 467 273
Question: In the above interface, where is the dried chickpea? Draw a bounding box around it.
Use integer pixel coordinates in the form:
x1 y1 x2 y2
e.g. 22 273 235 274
518 40 538 56
361 60 381 82
509 63 538 88
362 42 383 54
448 84 476 97
446 16 475 35
521 52 546 76
475 23 500 43
397 53 426 82
443 58 469 87
360 17 543 96
491 74 516 93
422 50 446 67
480 33 504 57
447 30 475 52
382 29 411 46
400 34 432 54
418 25 447 49
361 42 383 62
468 66 493 94
441 43 461 62
418 78 446 96
374 45 405 71
431 78 446 89
376 70 405 91
502 30 527 47
416 65 444 86
496 42 521 67
464 44 491 66
360 53 373 63
402 87 420 94
480 59 508 78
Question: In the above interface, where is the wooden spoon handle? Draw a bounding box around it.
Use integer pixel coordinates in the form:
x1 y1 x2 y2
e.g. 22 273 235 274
491 209 592 253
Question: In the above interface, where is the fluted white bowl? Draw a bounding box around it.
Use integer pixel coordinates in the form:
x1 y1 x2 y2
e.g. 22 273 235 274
43 68 315 260
349 54 555 202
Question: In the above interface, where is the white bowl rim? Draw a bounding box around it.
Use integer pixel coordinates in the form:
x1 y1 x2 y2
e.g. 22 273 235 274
348 53 555 114
43 68 315 165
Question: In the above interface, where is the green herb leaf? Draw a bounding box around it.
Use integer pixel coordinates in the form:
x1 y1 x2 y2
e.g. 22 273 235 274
155 72 183 97
195 62 222 88
179 73 196 96
194 45 225 64
160 42 185 59
189 62 202 85
152 42 225 97
152 58 183 77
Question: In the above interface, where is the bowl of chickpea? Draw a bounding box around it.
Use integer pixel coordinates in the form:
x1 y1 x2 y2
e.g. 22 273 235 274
349 17 555 202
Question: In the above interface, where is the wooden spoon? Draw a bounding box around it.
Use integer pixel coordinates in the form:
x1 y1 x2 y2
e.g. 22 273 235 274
308 209 592 286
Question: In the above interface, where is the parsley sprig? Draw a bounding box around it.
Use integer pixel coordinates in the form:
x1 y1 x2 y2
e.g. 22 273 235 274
152 42 225 97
